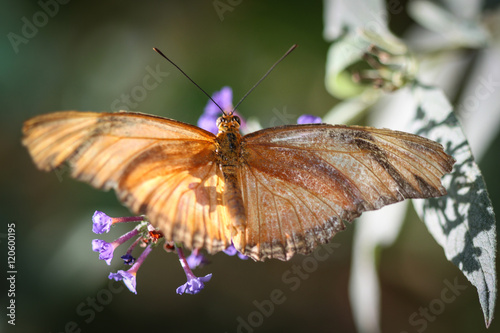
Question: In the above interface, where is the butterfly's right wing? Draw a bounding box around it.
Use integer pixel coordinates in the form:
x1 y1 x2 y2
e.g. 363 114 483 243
238 124 455 261
22 111 232 253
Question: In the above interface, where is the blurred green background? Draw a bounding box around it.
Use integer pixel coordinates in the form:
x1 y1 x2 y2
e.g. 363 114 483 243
1 1 499 333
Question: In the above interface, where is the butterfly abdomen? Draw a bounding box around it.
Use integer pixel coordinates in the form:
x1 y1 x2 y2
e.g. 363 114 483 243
214 120 248 250
221 167 246 232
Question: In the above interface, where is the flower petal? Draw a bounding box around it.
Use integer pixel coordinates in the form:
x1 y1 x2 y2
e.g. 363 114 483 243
198 114 219 134
223 244 238 256
186 249 209 269
205 86 233 115
92 211 112 234
198 86 235 134
176 273 212 295
223 243 248 260
92 239 114 265
121 253 136 265
108 270 137 294
237 252 249 260
297 114 322 124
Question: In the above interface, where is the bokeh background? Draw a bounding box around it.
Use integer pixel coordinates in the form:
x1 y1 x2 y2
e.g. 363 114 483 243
1 1 499 332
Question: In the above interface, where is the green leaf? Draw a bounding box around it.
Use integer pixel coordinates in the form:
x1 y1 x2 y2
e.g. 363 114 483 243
408 83 497 327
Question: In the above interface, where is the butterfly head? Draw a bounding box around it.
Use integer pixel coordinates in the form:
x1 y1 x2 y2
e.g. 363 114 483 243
216 113 241 133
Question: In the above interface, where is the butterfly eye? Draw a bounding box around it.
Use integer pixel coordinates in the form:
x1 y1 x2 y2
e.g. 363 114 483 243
234 116 241 126
216 117 223 129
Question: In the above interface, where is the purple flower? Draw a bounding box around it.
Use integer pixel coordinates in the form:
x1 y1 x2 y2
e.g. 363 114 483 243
92 211 112 234
108 244 153 294
92 211 146 234
197 114 217 135
91 228 139 265
176 273 212 295
198 87 233 134
205 86 233 116
297 114 322 124
120 236 141 265
109 270 137 294
121 253 135 265
92 239 116 265
198 86 247 135
186 248 209 269
223 244 237 256
176 246 212 295
223 244 249 260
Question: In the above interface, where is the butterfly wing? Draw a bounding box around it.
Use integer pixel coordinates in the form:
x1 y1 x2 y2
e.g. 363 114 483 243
238 124 455 261
22 111 231 253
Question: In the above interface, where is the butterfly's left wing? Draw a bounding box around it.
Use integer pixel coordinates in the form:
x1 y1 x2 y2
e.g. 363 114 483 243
237 124 455 261
22 111 232 253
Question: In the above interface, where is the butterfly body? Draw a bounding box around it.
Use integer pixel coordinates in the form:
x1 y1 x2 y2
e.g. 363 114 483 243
214 114 247 242
22 111 455 261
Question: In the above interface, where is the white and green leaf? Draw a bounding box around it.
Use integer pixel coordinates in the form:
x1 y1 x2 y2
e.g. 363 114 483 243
408 84 497 327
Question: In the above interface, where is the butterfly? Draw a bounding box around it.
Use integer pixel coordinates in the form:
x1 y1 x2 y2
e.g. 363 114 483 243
22 107 455 261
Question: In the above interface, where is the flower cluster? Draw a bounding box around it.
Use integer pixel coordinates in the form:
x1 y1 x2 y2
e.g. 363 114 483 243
91 212 157 294
91 87 321 295
91 210 218 295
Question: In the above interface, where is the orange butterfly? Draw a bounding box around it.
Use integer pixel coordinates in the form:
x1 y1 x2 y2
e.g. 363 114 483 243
22 107 455 261
22 46 455 261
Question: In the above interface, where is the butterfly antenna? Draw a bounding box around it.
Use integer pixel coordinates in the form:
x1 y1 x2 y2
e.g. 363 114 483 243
153 47 225 114
232 44 297 112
